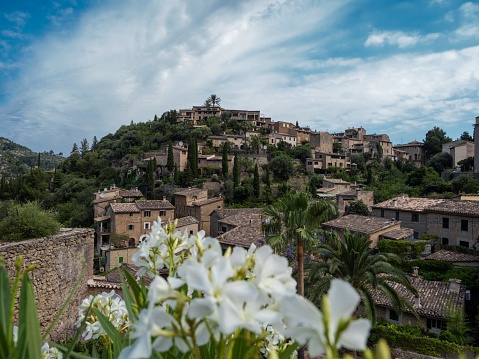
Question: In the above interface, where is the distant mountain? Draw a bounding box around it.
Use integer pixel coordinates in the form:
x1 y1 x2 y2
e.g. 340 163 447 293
0 137 64 177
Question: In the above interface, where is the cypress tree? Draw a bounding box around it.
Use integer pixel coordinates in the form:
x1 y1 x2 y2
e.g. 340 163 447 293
192 137 198 176
167 141 175 172
222 142 229 178
253 163 260 198
37 152 41 169
233 155 239 188
174 164 179 184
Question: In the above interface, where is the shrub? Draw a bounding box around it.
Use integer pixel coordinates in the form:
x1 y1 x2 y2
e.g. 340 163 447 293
0 201 61 241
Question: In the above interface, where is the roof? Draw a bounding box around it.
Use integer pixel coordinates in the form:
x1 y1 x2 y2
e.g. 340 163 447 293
381 228 414 240
323 178 351 184
373 276 465 318
372 196 445 212
393 141 423 148
425 249 479 263
427 200 479 216
110 203 140 213
189 197 224 207
217 219 265 249
213 208 263 220
173 216 199 227
323 215 398 234
218 210 263 227
119 188 143 198
174 188 206 196
136 200 175 210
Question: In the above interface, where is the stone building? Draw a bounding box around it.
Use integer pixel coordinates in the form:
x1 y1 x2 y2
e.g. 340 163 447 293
372 196 445 240
442 139 474 167
173 188 224 236
426 200 479 248
309 131 333 153
336 189 374 215
393 141 425 167
210 208 263 238
306 152 351 173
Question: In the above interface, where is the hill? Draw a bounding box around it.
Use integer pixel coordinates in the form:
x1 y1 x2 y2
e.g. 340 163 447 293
0 137 64 177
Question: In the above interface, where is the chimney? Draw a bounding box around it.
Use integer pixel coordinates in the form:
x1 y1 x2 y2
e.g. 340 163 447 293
414 296 421 308
392 199 397 208
163 196 166 202
412 266 419 276
449 278 462 293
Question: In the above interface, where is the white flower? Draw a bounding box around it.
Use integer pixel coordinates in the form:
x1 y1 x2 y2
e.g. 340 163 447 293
41 343 63 359
282 279 371 356
12 325 18 344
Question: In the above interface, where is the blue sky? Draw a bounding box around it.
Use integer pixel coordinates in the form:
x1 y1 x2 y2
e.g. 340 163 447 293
1 0 478 154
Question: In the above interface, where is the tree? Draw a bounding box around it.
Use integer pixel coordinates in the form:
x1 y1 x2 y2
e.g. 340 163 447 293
263 192 338 298
460 131 473 141
423 127 452 160
269 154 293 182
206 94 221 108
457 157 474 172
80 138 89 157
222 142 229 178
167 141 175 172
306 230 417 323
427 152 453 173
233 155 240 188
347 200 370 216
91 136 98 151
71 143 79 155
253 163 260 198
308 174 323 195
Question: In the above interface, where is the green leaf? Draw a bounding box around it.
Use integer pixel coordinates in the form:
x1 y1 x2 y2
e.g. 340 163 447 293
53 343 95 359
92 308 123 356
278 342 300 359
17 274 42 359
122 267 147 310
0 266 12 359
199 341 216 359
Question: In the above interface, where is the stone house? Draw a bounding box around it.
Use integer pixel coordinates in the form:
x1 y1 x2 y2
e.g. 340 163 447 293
154 143 189 172
174 188 224 236
198 154 234 176
370 272 466 335
425 249 479 268
322 214 406 247
426 200 479 249
372 196 445 240
393 141 426 167
442 140 474 167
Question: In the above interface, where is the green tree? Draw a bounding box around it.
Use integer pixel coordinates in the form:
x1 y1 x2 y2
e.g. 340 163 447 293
167 141 175 172
91 136 98 151
206 94 221 108
306 230 417 322
347 200 370 216
460 131 473 141
174 164 179 184
263 192 338 297
233 155 240 188
308 174 323 195
222 142 229 178
423 127 452 160
457 157 474 172
71 143 79 155
253 163 260 198
80 138 89 157
269 154 293 182
427 152 453 173
0 201 61 241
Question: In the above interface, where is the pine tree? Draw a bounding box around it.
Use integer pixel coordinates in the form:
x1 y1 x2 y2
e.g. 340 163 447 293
174 164 179 184
37 152 41 169
71 143 79 155
222 142 229 178
167 141 175 172
92 136 98 151
233 155 239 188
80 138 89 157
253 163 260 198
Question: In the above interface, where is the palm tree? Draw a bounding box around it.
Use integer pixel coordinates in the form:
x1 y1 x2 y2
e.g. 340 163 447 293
206 94 221 108
306 230 418 323
262 192 337 297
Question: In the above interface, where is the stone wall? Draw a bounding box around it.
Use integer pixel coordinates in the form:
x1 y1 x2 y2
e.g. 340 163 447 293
0 228 94 343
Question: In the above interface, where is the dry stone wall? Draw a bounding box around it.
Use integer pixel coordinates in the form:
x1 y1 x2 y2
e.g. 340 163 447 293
0 228 94 343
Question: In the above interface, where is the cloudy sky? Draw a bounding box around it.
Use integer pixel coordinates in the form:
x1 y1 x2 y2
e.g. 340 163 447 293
1 0 478 154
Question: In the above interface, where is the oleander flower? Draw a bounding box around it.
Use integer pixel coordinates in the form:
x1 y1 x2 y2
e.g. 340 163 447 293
41 343 63 359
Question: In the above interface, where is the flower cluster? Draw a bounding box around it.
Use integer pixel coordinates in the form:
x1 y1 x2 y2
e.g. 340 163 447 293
118 218 371 358
77 290 129 340
41 343 63 359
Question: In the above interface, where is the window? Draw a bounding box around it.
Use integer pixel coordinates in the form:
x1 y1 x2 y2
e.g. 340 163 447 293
380 209 384 218
222 226 227 233
442 217 449 229
413 231 419 240
395 211 399 221
127 224 134 230
459 241 469 248
387 309 400 323
144 210 151 217
129 213 134 217
442 238 449 245
159 210 166 217
119 257 124 263
144 222 150 230
427 318 445 331
411 213 419 222
461 219 468 232
189 230 194 235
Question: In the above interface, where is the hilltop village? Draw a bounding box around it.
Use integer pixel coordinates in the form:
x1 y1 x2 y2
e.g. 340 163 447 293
1 100 479 356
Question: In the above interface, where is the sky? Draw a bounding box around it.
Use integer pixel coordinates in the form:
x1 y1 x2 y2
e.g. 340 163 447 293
0 0 478 155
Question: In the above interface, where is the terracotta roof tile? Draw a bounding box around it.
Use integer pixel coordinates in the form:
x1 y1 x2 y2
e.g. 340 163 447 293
136 200 174 210
173 216 199 227
323 214 398 234
381 228 414 240
427 200 479 216
119 189 143 198
110 203 140 213
425 249 479 263
372 196 445 212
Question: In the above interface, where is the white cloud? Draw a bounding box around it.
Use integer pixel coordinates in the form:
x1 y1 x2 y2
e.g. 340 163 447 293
4 11 30 26
365 30 441 48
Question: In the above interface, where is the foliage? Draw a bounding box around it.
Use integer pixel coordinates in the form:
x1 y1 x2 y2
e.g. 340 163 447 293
427 152 453 174
222 142 229 178
253 163 260 198
423 126 452 159
0 201 61 241
307 231 418 323
269 154 293 182
439 300 469 345
377 239 426 260
457 157 474 172
167 141 175 172
233 154 240 187
347 200 370 216
451 174 479 194
460 131 473 141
